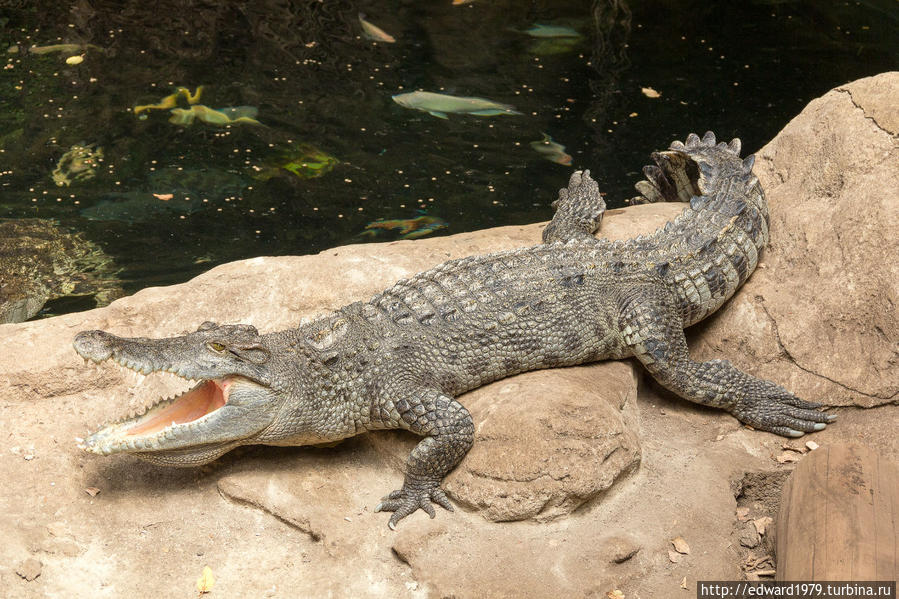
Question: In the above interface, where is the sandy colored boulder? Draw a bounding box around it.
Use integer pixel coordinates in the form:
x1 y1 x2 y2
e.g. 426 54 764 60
370 362 641 522
692 72 899 409
0 198 682 598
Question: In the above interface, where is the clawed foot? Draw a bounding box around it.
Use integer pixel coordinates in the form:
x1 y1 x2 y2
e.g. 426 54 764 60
374 480 454 530
542 170 606 244
553 170 605 215
734 392 837 437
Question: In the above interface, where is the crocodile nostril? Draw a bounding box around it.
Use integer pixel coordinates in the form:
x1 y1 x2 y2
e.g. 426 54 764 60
73 330 114 361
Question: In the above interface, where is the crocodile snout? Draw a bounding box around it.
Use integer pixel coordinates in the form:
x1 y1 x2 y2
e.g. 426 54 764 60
73 330 116 362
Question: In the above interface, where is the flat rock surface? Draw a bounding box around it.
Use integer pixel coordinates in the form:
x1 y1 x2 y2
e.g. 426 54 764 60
0 73 896 598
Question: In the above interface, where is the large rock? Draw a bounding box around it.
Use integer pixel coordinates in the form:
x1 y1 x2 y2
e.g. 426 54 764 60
0 73 896 598
691 72 899 409
369 362 641 522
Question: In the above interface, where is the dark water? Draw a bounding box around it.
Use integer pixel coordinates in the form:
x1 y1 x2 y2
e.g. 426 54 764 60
1 0 896 317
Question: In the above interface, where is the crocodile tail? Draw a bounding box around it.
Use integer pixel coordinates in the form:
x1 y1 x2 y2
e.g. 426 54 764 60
634 131 767 326
627 131 748 206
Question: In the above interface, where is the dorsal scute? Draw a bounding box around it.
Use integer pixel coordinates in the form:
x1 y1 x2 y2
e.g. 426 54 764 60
742 154 756 173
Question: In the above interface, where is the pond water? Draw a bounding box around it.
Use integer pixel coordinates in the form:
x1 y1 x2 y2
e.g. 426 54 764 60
1 0 897 318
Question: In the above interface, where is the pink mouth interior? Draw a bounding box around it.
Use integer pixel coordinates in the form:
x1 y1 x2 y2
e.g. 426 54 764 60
126 379 227 436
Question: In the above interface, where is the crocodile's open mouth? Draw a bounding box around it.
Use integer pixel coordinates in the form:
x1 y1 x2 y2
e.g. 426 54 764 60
79 372 254 456
78 369 278 466
121 378 230 437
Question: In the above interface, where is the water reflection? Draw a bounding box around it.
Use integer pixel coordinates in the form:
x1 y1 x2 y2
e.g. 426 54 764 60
0 0 895 320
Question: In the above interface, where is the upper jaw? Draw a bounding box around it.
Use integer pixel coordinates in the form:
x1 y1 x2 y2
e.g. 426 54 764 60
73 329 270 384
74 329 202 377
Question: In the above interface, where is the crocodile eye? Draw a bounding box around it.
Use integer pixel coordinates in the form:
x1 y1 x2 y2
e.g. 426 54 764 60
207 342 226 352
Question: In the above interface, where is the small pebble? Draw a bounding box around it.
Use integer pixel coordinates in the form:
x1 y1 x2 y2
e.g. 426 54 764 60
739 522 761 548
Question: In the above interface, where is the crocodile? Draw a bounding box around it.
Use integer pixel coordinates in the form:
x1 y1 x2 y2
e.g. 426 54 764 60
73 132 835 528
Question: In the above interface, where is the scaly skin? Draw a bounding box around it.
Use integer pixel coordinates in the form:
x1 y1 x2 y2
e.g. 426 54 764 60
73 132 835 528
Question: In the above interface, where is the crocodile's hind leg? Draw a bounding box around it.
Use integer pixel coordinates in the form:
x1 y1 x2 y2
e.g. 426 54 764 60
373 387 474 529
617 285 836 436
542 170 606 244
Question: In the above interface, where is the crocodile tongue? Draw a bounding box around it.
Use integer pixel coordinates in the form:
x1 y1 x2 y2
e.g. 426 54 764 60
125 379 227 436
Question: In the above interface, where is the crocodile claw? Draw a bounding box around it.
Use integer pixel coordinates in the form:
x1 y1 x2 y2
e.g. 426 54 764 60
735 393 837 438
375 481 454 530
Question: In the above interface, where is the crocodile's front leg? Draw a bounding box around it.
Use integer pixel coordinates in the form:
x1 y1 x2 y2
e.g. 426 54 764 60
373 387 474 529
618 286 836 436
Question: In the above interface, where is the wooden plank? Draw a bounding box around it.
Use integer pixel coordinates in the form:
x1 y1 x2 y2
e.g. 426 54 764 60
776 443 898 580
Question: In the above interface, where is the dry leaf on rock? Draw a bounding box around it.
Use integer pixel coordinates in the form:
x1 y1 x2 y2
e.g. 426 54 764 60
776 451 801 464
746 554 774 570
606 590 625 599
85 487 100 497
671 536 690 554
752 517 773 536
750 569 776 577
680 576 688 589
196 565 215 594
668 549 681 563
